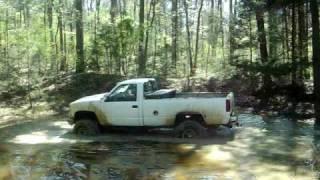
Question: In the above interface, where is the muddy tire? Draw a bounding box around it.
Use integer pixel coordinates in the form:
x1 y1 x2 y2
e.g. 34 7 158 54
74 119 100 136
175 120 207 138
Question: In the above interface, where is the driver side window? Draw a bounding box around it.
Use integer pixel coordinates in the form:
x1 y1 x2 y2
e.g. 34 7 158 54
107 84 137 102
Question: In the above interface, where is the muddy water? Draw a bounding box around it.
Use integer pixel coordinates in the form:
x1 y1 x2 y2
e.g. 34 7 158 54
0 114 319 180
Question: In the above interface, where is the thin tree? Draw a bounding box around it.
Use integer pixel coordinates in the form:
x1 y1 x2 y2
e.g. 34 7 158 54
229 0 234 63
137 0 145 76
58 0 66 71
111 0 121 73
194 0 204 75
5 6 9 77
218 0 225 65
283 7 290 61
268 9 278 62
90 0 100 71
171 0 178 70
48 0 55 71
255 6 272 89
298 1 308 81
111 0 118 23
144 0 156 74
183 0 193 76
75 0 85 73
310 0 320 123
291 2 297 84
249 10 253 65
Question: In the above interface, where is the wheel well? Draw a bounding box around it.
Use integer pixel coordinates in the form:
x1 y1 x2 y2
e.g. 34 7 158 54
175 112 206 126
74 111 98 123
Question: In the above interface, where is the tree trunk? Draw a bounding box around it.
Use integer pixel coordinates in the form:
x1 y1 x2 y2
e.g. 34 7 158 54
63 15 67 71
268 9 278 62
91 0 100 71
298 1 308 81
194 0 204 75
183 0 193 76
291 2 298 84
283 7 290 62
256 9 271 88
171 0 178 71
218 0 225 65
48 0 55 71
229 0 234 63
206 45 210 77
96 0 100 23
134 0 137 20
144 0 156 75
110 0 118 23
163 35 169 77
209 0 218 66
58 0 66 71
122 0 127 15
110 0 121 73
249 12 253 65
69 8 74 66
137 0 145 76
75 0 85 73
234 0 237 16
310 0 320 123
153 17 160 75
24 4 30 27
5 7 9 78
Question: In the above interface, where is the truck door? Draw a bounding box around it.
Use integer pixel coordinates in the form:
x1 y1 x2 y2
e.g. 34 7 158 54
101 84 142 126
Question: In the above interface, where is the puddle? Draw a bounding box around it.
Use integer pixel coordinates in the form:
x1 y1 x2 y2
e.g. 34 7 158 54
0 114 319 179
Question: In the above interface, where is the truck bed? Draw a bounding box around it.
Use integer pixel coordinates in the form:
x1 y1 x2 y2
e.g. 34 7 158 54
145 89 229 99
175 92 229 98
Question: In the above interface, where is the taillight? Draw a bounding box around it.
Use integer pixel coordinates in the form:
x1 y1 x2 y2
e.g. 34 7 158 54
226 99 231 112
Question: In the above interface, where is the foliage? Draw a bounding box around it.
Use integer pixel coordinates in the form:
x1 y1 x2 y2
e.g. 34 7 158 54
0 0 316 99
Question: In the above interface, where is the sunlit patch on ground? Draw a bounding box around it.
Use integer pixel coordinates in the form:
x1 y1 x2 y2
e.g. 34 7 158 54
204 146 233 162
7 121 75 144
0 165 13 180
9 130 67 144
51 121 73 130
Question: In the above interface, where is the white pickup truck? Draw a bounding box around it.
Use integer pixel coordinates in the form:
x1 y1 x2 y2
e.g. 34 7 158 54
69 78 238 138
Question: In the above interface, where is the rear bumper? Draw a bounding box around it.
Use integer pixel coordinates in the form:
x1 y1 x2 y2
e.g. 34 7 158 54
226 114 240 128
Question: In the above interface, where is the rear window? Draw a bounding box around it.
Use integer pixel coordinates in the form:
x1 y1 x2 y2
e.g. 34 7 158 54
144 81 159 95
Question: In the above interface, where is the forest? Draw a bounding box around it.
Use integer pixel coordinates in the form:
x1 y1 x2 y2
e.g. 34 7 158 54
0 0 319 121
1 0 320 179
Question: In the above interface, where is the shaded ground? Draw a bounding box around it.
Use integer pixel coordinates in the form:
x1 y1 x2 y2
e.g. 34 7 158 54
0 112 319 179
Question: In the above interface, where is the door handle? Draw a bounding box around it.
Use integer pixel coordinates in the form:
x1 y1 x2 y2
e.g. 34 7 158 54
132 105 138 108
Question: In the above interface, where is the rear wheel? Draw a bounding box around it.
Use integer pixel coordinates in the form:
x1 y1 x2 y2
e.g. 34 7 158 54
74 119 100 136
175 120 207 138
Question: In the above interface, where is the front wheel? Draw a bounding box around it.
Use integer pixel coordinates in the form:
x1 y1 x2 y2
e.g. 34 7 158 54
175 120 207 138
74 119 100 136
